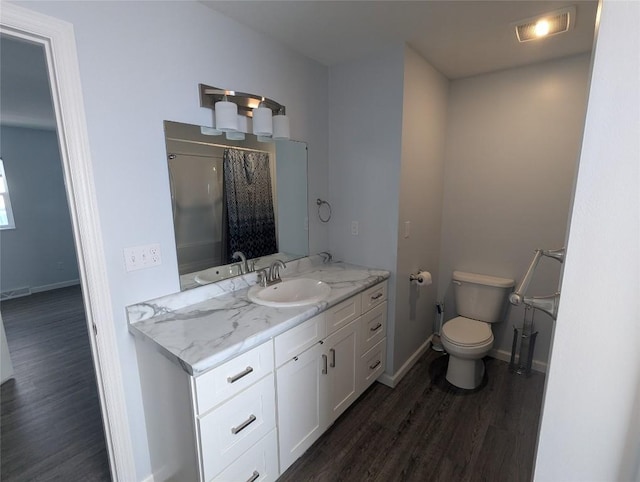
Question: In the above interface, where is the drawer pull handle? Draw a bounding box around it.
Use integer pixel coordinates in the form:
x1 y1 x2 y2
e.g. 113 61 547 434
370 323 382 332
247 470 260 482
371 293 383 301
231 414 257 434
330 348 336 368
227 366 254 384
322 354 328 374
369 360 381 370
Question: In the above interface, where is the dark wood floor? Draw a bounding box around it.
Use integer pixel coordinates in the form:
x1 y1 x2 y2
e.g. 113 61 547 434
279 349 545 482
1 285 111 481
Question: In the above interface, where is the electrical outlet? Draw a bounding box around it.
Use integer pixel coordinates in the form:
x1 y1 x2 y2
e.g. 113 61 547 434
351 221 359 236
404 221 411 239
124 243 162 272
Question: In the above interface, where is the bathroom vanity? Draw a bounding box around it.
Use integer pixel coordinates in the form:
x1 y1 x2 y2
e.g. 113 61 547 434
128 256 389 481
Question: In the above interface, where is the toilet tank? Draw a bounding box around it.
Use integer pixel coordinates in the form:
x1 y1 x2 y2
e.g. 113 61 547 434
453 271 515 323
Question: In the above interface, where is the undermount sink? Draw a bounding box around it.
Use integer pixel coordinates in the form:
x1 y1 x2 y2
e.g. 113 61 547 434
248 278 331 308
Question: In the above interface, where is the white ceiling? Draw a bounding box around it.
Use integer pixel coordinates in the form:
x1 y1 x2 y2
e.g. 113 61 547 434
0 2 598 131
202 0 598 79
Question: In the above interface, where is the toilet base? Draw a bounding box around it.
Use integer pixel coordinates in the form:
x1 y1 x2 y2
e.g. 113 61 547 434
446 355 485 389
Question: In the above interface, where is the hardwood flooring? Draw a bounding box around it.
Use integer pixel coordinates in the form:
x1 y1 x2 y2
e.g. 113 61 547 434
279 350 545 482
1 285 111 481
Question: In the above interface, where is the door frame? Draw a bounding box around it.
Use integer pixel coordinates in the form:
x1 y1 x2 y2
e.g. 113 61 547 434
0 4 136 480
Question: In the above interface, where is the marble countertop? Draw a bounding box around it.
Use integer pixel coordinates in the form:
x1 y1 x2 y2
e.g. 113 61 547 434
127 255 389 377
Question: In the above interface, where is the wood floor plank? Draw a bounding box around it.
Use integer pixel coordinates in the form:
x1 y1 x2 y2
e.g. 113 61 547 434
279 349 545 482
1 286 111 482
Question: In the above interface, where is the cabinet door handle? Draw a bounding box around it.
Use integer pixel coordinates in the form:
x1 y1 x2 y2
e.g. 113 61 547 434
322 354 328 374
371 293 383 301
231 414 257 434
369 360 381 370
227 366 254 384
330 348 336 368
246 470 260 482
370 323 382 332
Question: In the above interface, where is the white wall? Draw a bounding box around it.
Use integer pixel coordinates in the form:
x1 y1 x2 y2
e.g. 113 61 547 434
14 2 328 479
438 54 592 368
0 126 80 294
535 1 640 480
394 46 449 372
327 44 404 373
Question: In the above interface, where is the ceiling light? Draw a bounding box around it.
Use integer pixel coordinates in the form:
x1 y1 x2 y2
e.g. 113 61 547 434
514 6 575 43
534 20 550 37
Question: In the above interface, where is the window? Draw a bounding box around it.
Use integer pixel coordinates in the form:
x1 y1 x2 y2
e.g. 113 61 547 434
0 159 16 229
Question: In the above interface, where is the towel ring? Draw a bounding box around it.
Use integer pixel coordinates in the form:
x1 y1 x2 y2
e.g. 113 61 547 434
316 198 332 223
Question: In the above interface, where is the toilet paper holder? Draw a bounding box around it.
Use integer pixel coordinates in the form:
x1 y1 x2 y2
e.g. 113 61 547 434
409 270 431 284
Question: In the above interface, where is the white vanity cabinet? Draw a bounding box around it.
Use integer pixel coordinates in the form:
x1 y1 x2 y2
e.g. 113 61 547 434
275 281 388 473
135 339 278 482
194 342 277 481
135 279 388 481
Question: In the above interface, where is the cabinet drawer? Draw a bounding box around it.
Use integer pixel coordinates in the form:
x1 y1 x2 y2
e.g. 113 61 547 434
199 375 276 481
358 339 387 394
195 341 274 415
212 429 279 482
360 302 387 354
361 282 387 313
326 296 361 335
274 313 326 367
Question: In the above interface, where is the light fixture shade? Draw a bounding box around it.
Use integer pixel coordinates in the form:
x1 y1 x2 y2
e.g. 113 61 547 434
200 126 222 136
226 115 248 140
214 99 238 132
252 104 273 136
272 114 290 140
226 131 245 140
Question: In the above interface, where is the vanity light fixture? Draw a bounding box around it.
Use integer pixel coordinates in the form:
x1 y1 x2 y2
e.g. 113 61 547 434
214 95 238 132
514 6 575 42
199 84 290 140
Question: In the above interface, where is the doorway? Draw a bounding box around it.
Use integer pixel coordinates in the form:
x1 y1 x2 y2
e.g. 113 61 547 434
0 34 110 481
1 4 136 479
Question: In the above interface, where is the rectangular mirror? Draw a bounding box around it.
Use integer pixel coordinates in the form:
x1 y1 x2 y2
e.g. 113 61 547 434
164 121 309 290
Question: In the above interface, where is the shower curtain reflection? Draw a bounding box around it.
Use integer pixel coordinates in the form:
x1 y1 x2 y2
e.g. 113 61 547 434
223 148 277 262
169 153 225 274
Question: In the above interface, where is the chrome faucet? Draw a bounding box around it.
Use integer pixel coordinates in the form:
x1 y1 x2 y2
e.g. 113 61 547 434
318 251 332 263
268 260 286 284
232 251 249 274
255 259 287 287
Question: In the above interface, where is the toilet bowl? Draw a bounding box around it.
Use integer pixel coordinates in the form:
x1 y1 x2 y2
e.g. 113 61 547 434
441 316 494 389
442 271 514 390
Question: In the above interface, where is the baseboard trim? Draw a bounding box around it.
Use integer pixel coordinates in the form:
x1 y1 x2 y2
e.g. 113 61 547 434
32 279 80 293
378 336 433 388
1 280 80 300
490 348 548 374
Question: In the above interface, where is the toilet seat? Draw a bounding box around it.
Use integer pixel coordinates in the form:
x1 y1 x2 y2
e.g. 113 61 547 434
442 316 493 347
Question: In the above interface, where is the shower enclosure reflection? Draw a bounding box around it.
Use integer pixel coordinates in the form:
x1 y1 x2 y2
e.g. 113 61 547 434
164 121 309 290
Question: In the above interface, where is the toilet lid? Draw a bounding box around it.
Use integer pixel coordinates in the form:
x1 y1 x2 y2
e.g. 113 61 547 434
442 317 493 347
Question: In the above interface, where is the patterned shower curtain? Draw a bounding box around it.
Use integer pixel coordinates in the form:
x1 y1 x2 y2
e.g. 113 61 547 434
223 148 277 262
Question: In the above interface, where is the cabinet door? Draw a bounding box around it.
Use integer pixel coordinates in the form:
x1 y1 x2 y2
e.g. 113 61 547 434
276 342 328 473
326 321 358 423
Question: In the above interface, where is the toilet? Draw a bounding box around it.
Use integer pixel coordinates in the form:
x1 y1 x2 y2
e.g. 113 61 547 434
441 270 514 389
